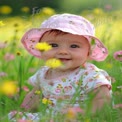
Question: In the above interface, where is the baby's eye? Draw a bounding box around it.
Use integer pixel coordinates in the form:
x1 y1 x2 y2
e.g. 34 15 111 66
70 44 80 48
49 43 58 47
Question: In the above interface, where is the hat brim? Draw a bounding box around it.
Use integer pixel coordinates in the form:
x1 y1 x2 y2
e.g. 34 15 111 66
21 28 108 61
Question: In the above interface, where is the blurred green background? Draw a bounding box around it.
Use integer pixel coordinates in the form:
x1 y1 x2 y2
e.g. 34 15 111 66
0 0 121 15
0 0 121 50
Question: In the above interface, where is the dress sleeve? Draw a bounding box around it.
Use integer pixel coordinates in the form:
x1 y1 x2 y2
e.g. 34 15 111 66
28 70 40 87
27 66 49 87
83 69 112 93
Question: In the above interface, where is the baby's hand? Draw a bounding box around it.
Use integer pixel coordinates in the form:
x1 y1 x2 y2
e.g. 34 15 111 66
21 87 40 111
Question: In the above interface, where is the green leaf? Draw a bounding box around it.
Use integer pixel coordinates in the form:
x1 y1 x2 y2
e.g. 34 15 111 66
91 38 95 45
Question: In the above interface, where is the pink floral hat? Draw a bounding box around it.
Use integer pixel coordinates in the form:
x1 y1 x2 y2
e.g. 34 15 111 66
21 13 108 61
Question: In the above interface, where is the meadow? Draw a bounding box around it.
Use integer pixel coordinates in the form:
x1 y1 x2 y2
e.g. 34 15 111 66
0 7 122 122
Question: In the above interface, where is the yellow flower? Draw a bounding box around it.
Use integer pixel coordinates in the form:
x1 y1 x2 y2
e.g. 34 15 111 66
0 81 18 96
93 8 104 15
42 98 48 104
0 21 5 26
47 99 53 105
16 51 22 56
34 90 41 95
45 58 62 68
66 108 76 119
0 5 12 14
35 42 52 52
85 118 90 122
106 63 112 69
21 6 30 13
41 7 55 15
42 98 53 105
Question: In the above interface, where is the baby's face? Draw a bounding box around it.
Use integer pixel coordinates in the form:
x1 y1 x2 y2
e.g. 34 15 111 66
41 31 90 71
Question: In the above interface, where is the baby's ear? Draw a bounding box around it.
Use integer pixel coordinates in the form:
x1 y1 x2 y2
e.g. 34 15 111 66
87 50 90 56
87 50 92 61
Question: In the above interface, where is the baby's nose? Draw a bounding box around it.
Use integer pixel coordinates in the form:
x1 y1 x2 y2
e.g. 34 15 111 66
58 48 68 55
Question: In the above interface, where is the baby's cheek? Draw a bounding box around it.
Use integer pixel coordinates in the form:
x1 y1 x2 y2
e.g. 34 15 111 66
41 53 50 60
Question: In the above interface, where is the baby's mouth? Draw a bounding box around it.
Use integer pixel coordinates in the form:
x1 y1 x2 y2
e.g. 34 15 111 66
58 58 71 62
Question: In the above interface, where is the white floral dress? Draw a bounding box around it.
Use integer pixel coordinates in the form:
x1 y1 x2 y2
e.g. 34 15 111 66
9 62 112 121
29 62 112 109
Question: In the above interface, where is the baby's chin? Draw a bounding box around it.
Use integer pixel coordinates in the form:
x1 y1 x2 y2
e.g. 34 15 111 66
55 65 78 72
55 65 67 71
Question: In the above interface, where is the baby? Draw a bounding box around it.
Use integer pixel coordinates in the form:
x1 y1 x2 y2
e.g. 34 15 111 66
10 13 112 121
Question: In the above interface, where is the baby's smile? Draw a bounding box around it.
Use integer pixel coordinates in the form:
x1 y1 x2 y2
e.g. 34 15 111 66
58 58 71 62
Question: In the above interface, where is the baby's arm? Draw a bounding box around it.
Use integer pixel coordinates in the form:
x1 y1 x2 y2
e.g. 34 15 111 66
90 85 111 113
63 85 111 115
21 86 41 111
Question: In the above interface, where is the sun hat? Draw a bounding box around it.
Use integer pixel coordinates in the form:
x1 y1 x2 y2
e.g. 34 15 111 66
21 13 108 61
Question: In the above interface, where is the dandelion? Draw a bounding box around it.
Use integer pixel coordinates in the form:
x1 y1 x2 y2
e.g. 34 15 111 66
16 51 22 56
0 81 18 96
42 98 53 105
45 58 62 68
35 42 52 52
85 118 90 122
65 107 84 119
66 108 76 119
42 98 48 104
0 5 12 14
0 21 5 26
106 63 112 69
13 23 19 27
21 6 30 13
34 90 41 95
47 99 53 105
113 50 122 61
41 7 55 15
93 8 104 15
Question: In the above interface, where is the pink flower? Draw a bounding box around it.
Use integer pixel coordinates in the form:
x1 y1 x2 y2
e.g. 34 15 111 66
113 104 122 109
62 106 84 114
113 50 122 61
50 119 54 122
29 68 36 73
22 86 30 92
4 53 15 61
69 107 84 114
0 41 7 49
104 4 112 10
0 72 7 77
